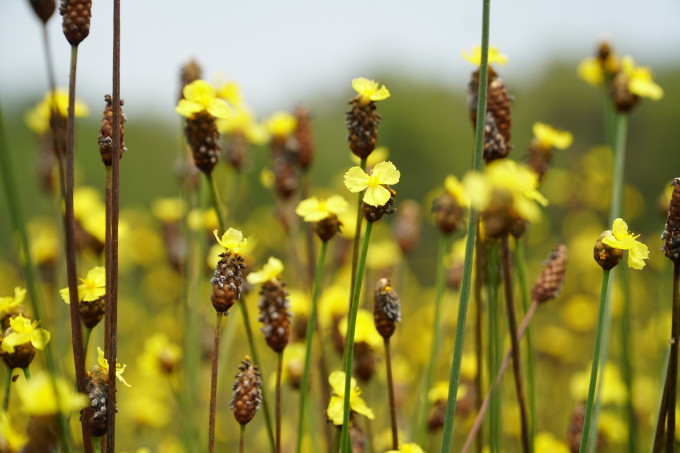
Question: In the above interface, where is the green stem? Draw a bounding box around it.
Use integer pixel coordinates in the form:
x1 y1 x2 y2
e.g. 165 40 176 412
296 240 328 453
579 269 611 453
340 220 374 452
83 327 93 363
240 424 246 453
206 173 226 229
439 0 490 448
3 370 10 411
208 312 223 453
276 351 283 453
23 367 31 380
618 265 636 453
348 158 367 313
666 263 680 452
385 338 398 450
487 241 501 453
651 346 671 453
93 437 102 453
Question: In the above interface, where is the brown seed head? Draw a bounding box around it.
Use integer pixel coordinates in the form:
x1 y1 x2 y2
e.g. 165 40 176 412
662 178 680 263
98 95 126 166
258 280 291 353
469 67 512 151
24 415 59 453
273 151 299 200
393 199 422 254
184 111 221 174
353 342 376 382
28 0 56 23
593 230 623 270
346 99 381 159
525 138 553 182
59 0 91 46
373 278 400 339
432 191 465 235
531 244 568 304
294 106 314 170
315 214 343 242
1 337 36 370
79 297 105 329
567 403 604 453
210 251 246 314
83 371 108 437
230 356 262 426
610 72 638 113
349 418 367 453
362 190 396 223
224 131 250 171
178 59 202 103
482 111 509 164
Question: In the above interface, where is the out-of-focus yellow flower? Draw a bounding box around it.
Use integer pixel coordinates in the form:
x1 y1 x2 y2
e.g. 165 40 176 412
366 239 401 270
97 346 131 387
296 195 349 222
73 186 107 243
428 380 468 404
216 80 244 107
532 122 573 150
561 294 598 332
1 314 50 354
217 107 268 144
601 218 649 269
620 55 663 100
319 284 348 329
187 208 220 232
16 372 88 415
578 57 606 87
386 443 425 453
152 198 185 223
326 371 374 425
281 342 306 385
247 257 284 285
0 410 27 452
352 78 390 105
444 175 469 206
125 385 171 428
534 432 570 453
288 289 310 318
462 45 508 66
28 219 59 265
213 228 247 254
344 161 400 207
599 410 627 444
0 287 26 318
176 80 231 119
339 309 382 350
59 266 106 304
570 363 627 406
25 89 89 134
265 111 297 138
350 146 389 166
138 333 182 376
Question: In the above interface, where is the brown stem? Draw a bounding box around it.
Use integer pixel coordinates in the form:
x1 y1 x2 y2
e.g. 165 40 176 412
276 351 283 453
461 300 539 453
653 361 671 453
668 263 680 453
385 338 399 450
208 312 223 453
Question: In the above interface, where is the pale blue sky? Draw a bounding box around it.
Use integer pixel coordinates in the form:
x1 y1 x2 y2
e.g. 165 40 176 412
1 0 679 118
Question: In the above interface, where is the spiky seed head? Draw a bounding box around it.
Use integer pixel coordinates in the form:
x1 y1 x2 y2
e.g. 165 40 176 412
59 0 91 46
1 339 36 370
185 111 221 175
531 244 568 303
98 95 127 166
83 372 108 437
482 111 508 164
346 99 381 159
662 178 680 263
468 67 512 152
273 152 299 200
210 251 246 314
230 356 262 425
315 214 343 243
373 278 400 339
593 230 623 270
257 280 291 353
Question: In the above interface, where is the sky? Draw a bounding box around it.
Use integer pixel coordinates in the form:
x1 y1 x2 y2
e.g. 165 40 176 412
1 0 679 119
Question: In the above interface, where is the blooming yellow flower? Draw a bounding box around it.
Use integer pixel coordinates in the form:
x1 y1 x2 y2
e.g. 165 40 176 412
386 443 426 453
601 218 649 270
620 55 664 100
216 80 244 108
344 161 400 207
534 432 570 453
16 372 88 416
0 287 26 318
352 78 390 104
151 198 185 223
265 111 297 138
444 175 469 206
532 122 573 150
97 346 131 387
1 314 50 354
339 309 382 350
25 89 89 135
296 195 349 222
213 228 247 254
462 45 508 66
59 266 106 304
577 57 605 87
137 333 182 376
326 370 374 425
176 80 231 119
0 410 27 452
247 257 284 285
217 107 268 144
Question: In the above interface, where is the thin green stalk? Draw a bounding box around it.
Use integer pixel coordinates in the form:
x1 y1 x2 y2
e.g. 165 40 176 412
340 220 374 452
385 337 398 450
439 0 490 448
296 240 328 453
3 371 10 411
348 158 367 313
240 424 246 453
473 231 486 453
206 173 226 229
208 312 223 453
486 241 501 453
618 265 636 453
579 269 611 453
514 238 536 451
651 346 671 453
418 234 450 443
93 437 102 453
83 327 93 363
23 367 31 380
276 351 283 453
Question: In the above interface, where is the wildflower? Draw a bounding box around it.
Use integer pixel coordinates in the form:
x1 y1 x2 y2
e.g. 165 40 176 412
151 197 186 224
247 257 284 285
176 80 230 120
0 287 26 320
596 218 649 270
340 309 382 381
281 343 306 388
611 55 663 112
347 78 390 159
352 78 391 105
265 111 297 139
25 89 89 135
249 258 291 352
326 370 375 425
211 228 247 313
526 123 573 181
1 315 50 369
16 371 88 415
577 42 619 87
296 195 348 242
386 443 426 453
213 228 247 254
432 175 468 235
95 346 131 387
178 59 202 102
59 266 106 304
0 410 27 452
231 356 262 425
137 333 182 376
534 432 570 453
344 161 400 207
462 45 508 66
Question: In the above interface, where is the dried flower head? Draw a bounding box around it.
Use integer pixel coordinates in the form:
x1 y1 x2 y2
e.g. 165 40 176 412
373 278 401 339
432 175 468 235
531 244 568 304
662 178 680 263
28 0 56 23
250 258 291 352
98 94 127 166
59 0 92 46
211 228 247 313
346 78 389 159
230 356 262 425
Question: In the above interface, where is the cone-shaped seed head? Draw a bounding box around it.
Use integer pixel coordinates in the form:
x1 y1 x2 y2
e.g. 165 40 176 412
83 372 108 437
315 214 342 242
610 72 638 113
525 139 553 182
258 280 291 352
295 106 314 170
79 297 105 329
482 111 509 164
432 191 465 235
185 111 221 175
29 0 56 23
346 99 381 159
393 200 422 254
373 278 401 339
662 178 680 263
98 95 126 166
469 67 512 151
211 251 245 314
362 191 396 223
353 342 376 382
531 244 568 303
59 0 91 46
230 356 262 425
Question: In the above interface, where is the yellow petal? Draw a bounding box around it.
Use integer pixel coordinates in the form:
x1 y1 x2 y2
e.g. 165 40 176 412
372 161 400 185
247 256 284 285
329 371 354 396
352 78 378 97
444 175 468 206
326 395 344 425
183 80 216 105
295 197 323 221
30 329 50 351
463 171 491 210
344 166 370 192
532 122 574 150
628 241 650 270
363 185 392 207
213 228 246 254
577 57 604 87
462 45 507 66
175 99 203 118
611 218 629 240
629 75 664 100
325 195 349 215
369 85 390 101
350 395 375 420
207 98 231 119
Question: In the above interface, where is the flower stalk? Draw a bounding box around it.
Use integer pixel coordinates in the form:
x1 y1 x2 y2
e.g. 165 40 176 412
208 312 223 453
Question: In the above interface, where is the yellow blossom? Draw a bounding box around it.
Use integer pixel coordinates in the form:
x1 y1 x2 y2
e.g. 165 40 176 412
444 175 469 206
577 57 605 87
601 218 649 269
462 45 508 66
28 219 59 265
327 371 374 425
428 380 469 403
621 55 664 100
339 309 382 350
0 287 26 318
25 89 89 135
1 314 50 354
351 145 389 166
188 208 220 232
97 347 131 387
59 266 106 304
216 80 244 107
352 78 390 104
16 372 88 416
217 107 268 144
137 333 182 376
247 257 284 285
0 410 27 452
386 443 426 453
176 80 231 119
288 289 310 318
535 432 570 453
265 111 297 138
296 195 349 222
599 410 627 444
532 122 573 150
366 239 401 270
570 363 627 406
319 284 349 329
213 228 247 254
151 198 185 223
344 161 400 207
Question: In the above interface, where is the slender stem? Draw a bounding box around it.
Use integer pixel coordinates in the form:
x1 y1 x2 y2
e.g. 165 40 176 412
340 220 374 453
3 370 10 411
208 312 223 453
618 265 636 453
276 351 283 453
502 237 530 453
240 424 246 453
296 240 328 453
579 269 611 453
473 230 485 453
487 241 501 453
652 346 671 453
207 173 226 229
93 437 101 453
439 0 490 448
385 337 398 450
418 234 450 443
83 328 93 365
302 173 316 286
666 263 680 453
23 367 31 380
348 158 367 313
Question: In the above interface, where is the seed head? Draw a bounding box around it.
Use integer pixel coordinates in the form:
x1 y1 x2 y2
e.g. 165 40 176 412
373 278 401 339
28 0 56 23
98 95 126 166
346 100 381 160
469 67 512 153
257 280 291 353
393 200 422 254
294 106 314 170
593 230 623 270
531 244 568 304
662 178 680 263
210 251 246 314
230 356 262 426
59 0 91 46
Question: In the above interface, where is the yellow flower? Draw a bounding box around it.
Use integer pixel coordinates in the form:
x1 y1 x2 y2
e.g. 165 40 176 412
339 309 382 350
326 371 374 425
1 314 50 354
16 371 88 416
601 218 649 270
319 284 349 329
532 122 573 150
352 78 390 104
620 55 663 100
534 432 570 453
0 410 27 452
296 195 349 222
247 257 284 285
176 80 231 119
138 333 183 376
350 145 389 166
288 289 310 318
0 287 26 318
217 106 268 144
216 80 244 107
386 443 426 453
59 266 106 304
444 175 469 206
97 347 131 387
462 45 508 66
344 161 401 207
570 363 627 406
151 198 185 223
212 228 247 254
577 51 619 87
265 111 297 138
428 380 468 404
28 219 59 265
25 89 89 134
